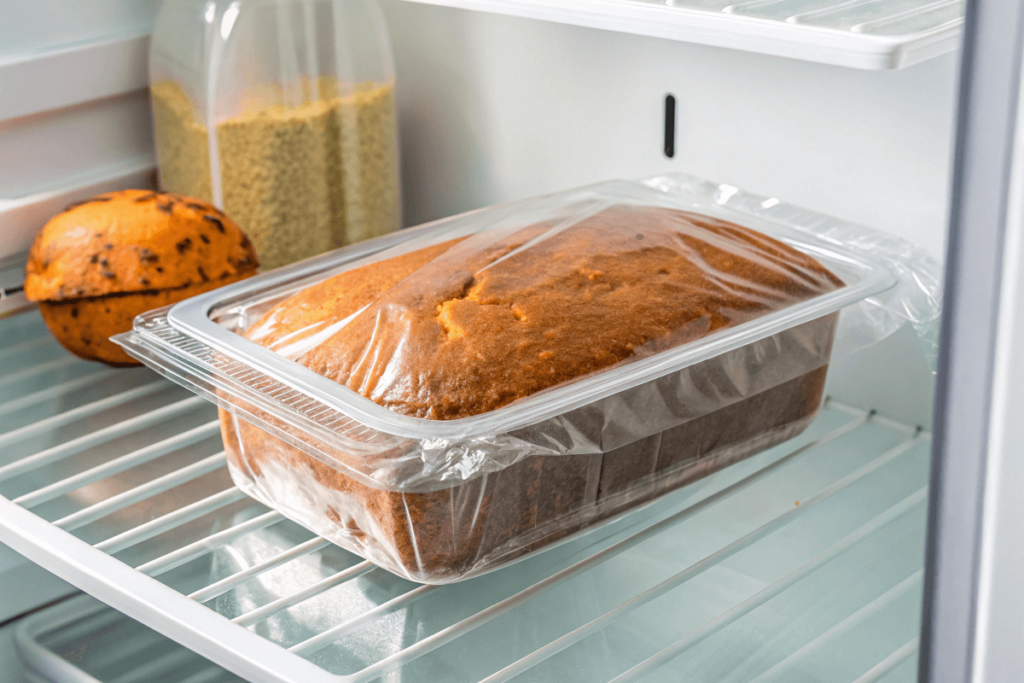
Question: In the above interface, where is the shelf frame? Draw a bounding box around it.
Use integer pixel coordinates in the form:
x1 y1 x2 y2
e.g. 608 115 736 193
400 0 964 70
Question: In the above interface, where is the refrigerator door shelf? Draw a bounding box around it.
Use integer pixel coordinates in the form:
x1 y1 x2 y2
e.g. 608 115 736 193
400 0 963 70
0 7 158 262
0 294 929 683
0 31 151 123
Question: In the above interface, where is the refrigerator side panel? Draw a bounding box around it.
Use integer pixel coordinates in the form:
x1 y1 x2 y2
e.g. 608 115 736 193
970 29 1024 683
922 0 1024 680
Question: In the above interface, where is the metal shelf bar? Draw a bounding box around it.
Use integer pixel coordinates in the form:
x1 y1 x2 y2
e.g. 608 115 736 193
854 638 922 683
477 436 924 683
0 396 207 482
0 356 76 386
135 510 283 578
53 452 228 532
0 491 329 683
315 410 873 679
0 368 120 419
94 488 245 555
606 488 928 683
0 381 168 451
188 537 331 603
0 334 52 363
14 420 220 508
232 560 375 628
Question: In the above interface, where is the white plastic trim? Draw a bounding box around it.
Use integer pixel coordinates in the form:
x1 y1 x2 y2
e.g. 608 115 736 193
971 27 1024 682
399 0 962 70
0 32 151 122
0 499 334 683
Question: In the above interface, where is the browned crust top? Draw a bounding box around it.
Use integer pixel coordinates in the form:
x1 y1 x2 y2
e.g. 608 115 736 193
25 189 258 302
248 206 843 420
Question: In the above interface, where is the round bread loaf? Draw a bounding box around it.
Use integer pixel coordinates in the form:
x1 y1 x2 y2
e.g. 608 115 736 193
25 189 259 366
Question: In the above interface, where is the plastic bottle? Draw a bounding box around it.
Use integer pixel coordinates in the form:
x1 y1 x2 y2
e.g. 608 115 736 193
150 0 400 270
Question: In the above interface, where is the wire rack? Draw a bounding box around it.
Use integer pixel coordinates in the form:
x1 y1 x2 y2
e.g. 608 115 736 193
0 308 928 683
400 0 964 69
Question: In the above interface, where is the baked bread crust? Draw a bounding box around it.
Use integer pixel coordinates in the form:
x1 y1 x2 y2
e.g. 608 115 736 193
38 273 253 366
25 189 257 301
25 189 259 365
250 206 842 420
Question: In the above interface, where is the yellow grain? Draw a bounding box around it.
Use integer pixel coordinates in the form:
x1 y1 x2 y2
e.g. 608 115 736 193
150 79 399 270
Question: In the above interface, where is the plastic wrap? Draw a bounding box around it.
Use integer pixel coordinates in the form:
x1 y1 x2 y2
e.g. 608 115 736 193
117 176 939 583
642 174 943 369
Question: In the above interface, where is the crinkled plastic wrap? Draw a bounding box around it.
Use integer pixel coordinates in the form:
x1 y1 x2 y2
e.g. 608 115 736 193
642 174 943 369
117 176 940 584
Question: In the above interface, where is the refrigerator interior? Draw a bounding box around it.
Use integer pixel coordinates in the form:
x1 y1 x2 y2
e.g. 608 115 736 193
0 0 957 681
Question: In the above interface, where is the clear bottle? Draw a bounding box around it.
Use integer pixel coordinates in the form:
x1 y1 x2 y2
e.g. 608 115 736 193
150 0 400 270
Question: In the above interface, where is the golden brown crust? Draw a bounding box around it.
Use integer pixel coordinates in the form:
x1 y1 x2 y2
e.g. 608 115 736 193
25 189 258 302
249 206 843 420
245 238 465 352
39 272 253 366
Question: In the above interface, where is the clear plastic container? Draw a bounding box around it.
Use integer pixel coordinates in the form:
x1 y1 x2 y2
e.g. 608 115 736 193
149 0 400 270
115 175 905 584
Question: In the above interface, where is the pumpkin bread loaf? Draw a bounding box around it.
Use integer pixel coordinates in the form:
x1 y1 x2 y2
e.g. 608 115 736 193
225 205 843 580
25 190 258 366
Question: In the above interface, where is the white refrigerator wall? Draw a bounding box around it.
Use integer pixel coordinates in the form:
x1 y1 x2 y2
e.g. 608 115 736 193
380 0 959 263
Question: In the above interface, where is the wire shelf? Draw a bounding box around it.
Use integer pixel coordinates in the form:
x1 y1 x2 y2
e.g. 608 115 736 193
400 0 963 69
0 308 926 682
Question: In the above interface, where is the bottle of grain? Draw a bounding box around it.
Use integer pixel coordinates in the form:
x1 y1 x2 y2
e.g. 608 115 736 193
150 0 400 270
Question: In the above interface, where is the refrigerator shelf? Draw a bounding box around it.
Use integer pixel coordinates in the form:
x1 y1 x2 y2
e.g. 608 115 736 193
0 308 927 683
400 0 963 70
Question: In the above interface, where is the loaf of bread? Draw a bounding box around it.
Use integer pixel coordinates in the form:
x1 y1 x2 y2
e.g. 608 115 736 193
222 205 843 581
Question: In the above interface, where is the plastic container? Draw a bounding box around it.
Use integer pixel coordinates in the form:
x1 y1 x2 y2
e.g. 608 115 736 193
149 0 400 270
115 175 903 584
